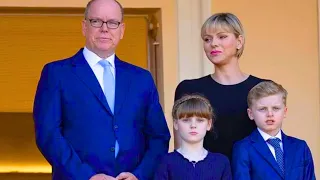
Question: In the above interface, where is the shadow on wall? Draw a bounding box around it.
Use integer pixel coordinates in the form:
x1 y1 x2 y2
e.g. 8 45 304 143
0 113 49 171
0 173 51 180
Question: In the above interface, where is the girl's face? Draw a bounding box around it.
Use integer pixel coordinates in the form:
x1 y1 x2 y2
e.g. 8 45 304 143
174 116 212 144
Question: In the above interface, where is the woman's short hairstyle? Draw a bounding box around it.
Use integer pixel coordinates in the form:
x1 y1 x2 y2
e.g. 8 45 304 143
201 12 245 58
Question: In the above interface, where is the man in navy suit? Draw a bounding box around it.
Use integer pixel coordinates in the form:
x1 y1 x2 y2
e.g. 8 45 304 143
33 0 170 179
232 81 315 180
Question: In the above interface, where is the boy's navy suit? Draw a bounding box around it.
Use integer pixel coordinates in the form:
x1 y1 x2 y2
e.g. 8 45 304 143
232 129 315 180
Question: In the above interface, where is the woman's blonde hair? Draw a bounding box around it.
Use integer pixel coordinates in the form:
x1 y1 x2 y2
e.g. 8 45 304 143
201 12 245 58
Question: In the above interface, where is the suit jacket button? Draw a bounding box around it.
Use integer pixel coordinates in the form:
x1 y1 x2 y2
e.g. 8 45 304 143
114 125 118 130
110 147 115 152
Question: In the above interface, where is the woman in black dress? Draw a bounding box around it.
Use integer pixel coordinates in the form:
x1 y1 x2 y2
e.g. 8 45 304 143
174 12 266 160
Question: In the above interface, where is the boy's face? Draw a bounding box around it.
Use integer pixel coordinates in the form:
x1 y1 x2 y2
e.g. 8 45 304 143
174 116 212 144
247 94 287 136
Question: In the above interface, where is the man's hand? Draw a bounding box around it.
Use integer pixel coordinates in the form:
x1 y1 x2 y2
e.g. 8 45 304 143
116 172 138 180
90 174 116 180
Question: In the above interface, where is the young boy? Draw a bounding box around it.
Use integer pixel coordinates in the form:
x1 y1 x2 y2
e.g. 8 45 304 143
232 81 316 180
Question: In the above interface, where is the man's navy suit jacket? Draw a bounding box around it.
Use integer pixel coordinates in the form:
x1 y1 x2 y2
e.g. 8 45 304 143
33 49 171 180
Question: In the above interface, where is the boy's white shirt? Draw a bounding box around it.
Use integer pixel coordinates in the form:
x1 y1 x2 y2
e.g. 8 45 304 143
257 128 283 160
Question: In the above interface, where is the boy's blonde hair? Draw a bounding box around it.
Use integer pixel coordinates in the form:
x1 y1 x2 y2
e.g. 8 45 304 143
247 81 288 108
172 94 215 123
201 12 245 58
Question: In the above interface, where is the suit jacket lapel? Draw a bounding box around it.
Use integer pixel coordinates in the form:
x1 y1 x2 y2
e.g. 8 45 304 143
251 129 284 179
114 56 131 115
71 48 113 115
282 132 295 178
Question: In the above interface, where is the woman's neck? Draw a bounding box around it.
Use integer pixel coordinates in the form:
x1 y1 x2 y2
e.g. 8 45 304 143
212 61 248 85
177 141 207 162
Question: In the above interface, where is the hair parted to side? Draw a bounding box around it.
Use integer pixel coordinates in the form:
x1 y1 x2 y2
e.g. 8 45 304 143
201 12 245 58
172 94 215 124
84 0 124 21
247 81 288 108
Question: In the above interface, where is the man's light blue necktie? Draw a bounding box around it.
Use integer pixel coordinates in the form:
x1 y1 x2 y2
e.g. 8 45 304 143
267 138 284 175
99 60 119 158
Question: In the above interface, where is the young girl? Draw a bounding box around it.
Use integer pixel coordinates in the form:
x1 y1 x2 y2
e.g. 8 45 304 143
154 94 231 180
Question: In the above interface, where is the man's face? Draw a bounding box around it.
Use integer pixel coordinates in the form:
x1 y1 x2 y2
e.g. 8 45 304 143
82 0 125 58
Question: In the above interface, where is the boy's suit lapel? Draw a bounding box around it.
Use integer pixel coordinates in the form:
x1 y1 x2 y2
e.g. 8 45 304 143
250 129 284 179
282 132 295 178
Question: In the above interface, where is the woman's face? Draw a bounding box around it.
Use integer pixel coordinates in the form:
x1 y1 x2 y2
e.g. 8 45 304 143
202 27 243 66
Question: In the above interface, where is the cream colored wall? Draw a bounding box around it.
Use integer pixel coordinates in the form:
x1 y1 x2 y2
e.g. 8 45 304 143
2 0 319 176
176 0 211 81
212 0 320 176
0 0 178 152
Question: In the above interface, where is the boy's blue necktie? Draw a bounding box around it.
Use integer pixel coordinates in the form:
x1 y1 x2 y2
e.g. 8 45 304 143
99 60 119 158
267 138 284 175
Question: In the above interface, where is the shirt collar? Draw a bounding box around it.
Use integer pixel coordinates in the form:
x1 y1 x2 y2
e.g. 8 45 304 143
257 128 282 141
83 47 115 68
